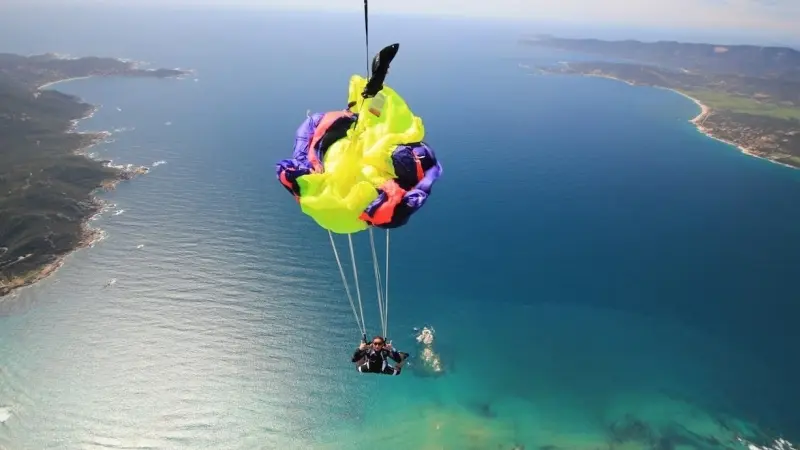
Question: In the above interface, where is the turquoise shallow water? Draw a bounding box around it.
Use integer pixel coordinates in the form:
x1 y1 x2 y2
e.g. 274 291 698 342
1 6 799 450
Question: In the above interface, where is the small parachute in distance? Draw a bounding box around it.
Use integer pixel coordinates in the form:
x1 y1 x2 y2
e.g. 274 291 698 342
275 45 442 234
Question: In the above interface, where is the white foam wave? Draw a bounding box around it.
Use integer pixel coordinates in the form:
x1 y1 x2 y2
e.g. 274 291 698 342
87 229 108 248
105 161 145 172
0 406 11 423
741 438 798 450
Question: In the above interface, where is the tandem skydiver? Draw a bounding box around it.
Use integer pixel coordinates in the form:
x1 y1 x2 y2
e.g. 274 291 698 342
351 336 409 375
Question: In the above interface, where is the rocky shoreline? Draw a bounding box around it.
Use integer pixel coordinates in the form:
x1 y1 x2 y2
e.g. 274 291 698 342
0 53 188 299
0 134 149 299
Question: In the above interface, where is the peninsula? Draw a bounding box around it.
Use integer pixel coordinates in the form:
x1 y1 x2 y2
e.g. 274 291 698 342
0 52 189 297
521 36 800 169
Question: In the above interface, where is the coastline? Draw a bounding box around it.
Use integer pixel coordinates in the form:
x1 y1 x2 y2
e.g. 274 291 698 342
665 88 799 171
0 77 147 300
567 70 799 171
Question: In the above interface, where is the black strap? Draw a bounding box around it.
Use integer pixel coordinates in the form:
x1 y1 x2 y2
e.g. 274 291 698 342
364 0 370 77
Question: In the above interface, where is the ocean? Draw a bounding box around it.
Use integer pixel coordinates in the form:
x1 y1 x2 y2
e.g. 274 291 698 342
1 5 799 449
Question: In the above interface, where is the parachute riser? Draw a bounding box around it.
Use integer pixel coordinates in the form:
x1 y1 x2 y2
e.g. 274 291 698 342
335 0 397 344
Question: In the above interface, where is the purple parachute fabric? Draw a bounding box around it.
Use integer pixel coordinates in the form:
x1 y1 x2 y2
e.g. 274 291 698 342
293 112 324 162
362 142 442 229
274 113 323 196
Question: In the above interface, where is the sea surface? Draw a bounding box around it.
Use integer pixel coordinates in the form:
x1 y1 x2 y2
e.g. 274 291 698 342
1 6 799 450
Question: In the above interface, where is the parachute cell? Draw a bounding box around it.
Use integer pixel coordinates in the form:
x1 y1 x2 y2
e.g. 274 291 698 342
276 74 442 234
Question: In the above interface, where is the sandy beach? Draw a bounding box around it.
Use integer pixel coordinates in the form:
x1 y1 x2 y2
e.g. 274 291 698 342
581 72 637 87
665 88 798 170
37 76 93 90
565 65 798 171
547 62 798 171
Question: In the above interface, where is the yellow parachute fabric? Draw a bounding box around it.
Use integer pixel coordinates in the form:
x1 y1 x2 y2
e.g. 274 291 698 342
296 75 426 234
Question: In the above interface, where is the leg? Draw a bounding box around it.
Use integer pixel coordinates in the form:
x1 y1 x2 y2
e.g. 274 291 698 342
382 352 409 375
381 364 402 376
357 361 381 374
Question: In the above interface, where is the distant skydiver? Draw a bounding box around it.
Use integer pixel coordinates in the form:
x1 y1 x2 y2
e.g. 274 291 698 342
351 336 409 375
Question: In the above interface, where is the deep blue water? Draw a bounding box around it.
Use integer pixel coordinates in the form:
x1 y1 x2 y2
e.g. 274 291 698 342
0 6 799 449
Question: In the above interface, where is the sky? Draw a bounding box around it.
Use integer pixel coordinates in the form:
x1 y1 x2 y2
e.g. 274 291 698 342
266 0 799 32
1 0 798 39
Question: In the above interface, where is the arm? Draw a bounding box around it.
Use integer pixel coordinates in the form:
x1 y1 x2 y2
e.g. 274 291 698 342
352 348 367 362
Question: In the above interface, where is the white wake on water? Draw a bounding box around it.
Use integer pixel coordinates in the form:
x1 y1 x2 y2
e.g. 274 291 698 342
414 326 443 374
416 326 435 345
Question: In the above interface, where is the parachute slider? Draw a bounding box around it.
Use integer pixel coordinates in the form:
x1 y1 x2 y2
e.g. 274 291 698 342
362 43 399 98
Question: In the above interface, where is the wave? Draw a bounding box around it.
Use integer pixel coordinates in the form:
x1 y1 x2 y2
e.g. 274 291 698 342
741 437 797 450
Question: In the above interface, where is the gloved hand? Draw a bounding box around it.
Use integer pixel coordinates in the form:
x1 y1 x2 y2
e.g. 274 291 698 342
359 342 367 351
362 43 399 98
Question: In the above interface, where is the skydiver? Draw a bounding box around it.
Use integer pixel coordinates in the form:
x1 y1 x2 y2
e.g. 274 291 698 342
351 335 409 375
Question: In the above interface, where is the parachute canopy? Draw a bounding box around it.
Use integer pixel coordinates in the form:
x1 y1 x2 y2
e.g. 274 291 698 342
276 74 442 234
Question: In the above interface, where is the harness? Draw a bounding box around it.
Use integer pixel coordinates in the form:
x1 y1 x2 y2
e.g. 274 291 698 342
361 348 389 372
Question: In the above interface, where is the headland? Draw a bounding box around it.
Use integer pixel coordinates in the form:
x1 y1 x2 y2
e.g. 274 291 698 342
0 52 190 297
522 36 800 169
